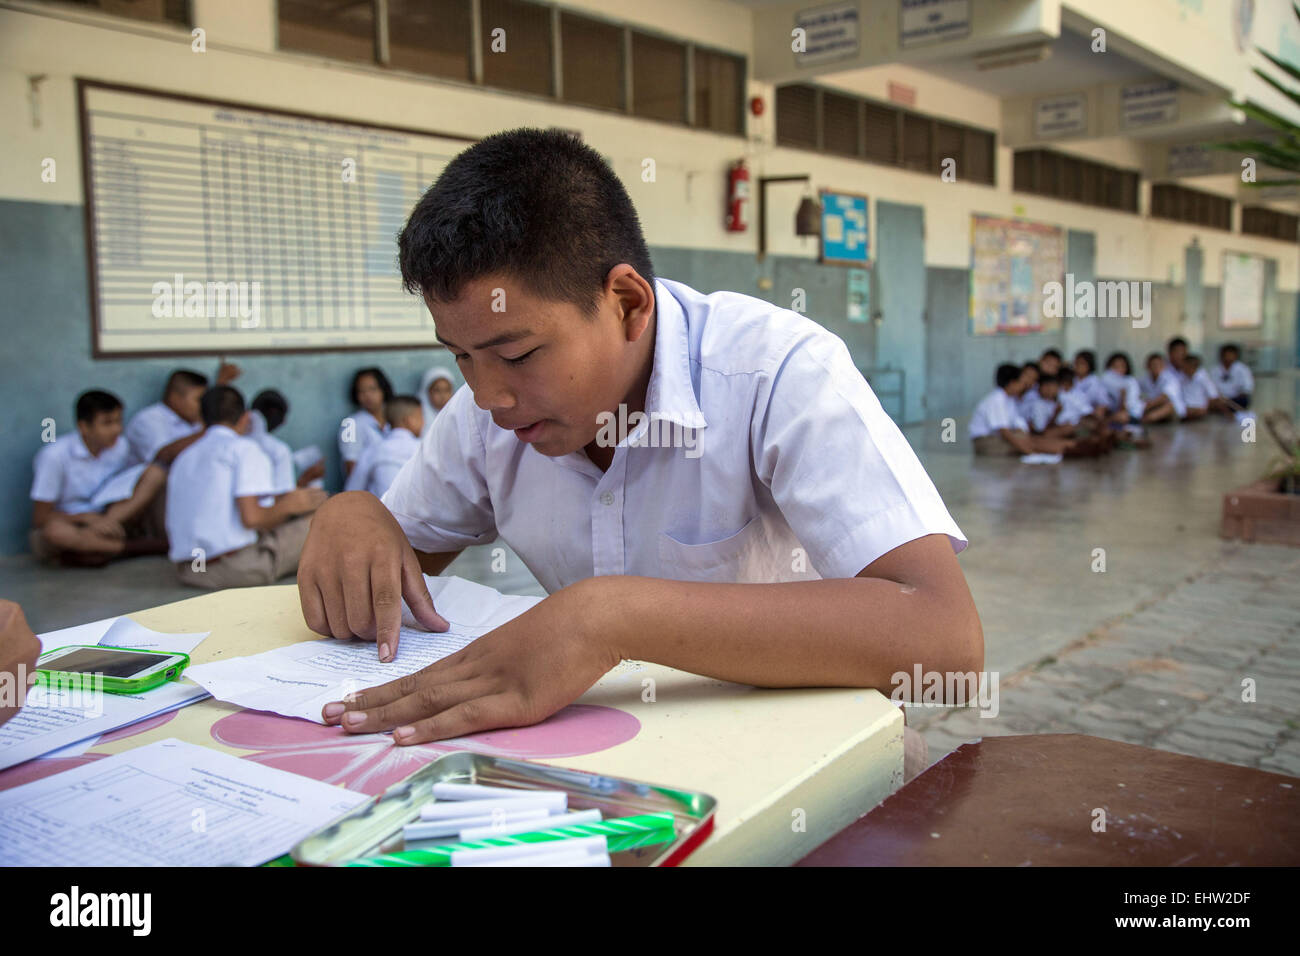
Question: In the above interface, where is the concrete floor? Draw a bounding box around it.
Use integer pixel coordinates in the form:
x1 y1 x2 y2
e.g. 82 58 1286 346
2 371 1297 772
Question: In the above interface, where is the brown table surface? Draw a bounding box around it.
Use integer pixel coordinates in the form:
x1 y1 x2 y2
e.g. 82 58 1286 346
796 733 1300 866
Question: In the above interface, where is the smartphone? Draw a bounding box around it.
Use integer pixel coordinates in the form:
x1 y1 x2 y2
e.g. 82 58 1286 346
35 645 191 695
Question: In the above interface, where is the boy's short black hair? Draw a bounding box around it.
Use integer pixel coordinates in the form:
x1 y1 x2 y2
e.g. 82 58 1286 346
75 389 122 423
996 363 1021 388
252 389 289 432
1021 361 1040 375
165 369 209 399
1037 373 1059 386
350 367 394 407
1185 353 1202 368
398 128 655 315
1168 336 1188 352
385 394 422 425
1104 351 1132 376
200 385 245 427
1040 348 1063 362
1145 351 1164 368
1058 367 1075 384
1221 342 1240 358
1075 350 1097 374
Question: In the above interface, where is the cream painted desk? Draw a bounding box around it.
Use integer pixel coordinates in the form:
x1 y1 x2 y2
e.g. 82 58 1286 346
22 586 904 866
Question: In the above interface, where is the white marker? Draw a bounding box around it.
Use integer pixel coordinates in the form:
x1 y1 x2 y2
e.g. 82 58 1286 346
432 782 566 801
405 808 547 841
459 808 602 842
420 793 567 819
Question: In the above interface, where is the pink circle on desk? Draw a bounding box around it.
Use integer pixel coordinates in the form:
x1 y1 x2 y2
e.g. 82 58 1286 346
210 704 640 795
0 754 104 791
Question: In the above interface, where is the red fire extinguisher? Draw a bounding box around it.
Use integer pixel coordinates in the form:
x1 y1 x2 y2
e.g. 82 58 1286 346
726 160 750 232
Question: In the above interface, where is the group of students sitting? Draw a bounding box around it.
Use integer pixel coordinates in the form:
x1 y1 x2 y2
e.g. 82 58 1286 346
28 362 457 590
970 339 1256 458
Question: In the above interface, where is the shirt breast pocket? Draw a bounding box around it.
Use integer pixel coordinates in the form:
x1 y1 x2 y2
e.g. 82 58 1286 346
657 514 772 583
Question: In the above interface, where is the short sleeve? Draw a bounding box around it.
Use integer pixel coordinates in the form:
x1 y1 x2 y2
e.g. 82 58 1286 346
344 444 372 493
338 416 366 463
381 386 498 553
233 440 276 498
30 443 63 503
751 331 967 580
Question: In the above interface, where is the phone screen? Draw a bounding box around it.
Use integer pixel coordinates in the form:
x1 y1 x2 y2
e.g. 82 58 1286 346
40 648 170 679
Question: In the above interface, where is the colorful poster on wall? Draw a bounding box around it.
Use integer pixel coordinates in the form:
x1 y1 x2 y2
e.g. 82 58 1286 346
1221 251 1266 329
969 214 1066 335
820 191 869 265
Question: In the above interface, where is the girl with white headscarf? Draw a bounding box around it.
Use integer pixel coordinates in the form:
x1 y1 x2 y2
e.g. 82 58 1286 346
419 366 456 437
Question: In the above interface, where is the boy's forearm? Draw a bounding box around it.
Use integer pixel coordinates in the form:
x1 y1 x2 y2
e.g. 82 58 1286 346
586 572 982 693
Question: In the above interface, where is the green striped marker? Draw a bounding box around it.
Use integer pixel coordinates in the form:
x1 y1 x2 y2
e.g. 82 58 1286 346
346 812 676 866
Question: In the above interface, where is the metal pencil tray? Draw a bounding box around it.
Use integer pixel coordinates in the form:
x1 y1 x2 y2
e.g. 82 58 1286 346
291 751 717 867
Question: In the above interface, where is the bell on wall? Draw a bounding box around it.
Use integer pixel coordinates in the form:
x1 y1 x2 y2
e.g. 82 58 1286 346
795 195 822 237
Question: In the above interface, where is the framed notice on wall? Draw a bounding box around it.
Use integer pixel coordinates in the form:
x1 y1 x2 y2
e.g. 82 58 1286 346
1221 251 1266 329
79 80 475 356
969 214 1066 335
819 190 869 265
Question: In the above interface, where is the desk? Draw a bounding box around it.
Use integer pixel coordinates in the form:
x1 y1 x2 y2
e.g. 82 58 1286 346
6 585 904 866
796 734 1300 866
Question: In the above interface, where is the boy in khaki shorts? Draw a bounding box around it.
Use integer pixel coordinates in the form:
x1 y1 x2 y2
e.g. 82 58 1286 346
166 386 326 589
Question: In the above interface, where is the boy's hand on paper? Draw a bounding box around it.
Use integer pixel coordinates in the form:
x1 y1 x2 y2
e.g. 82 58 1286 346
0 601 41 728
320 578 619 743
297 491 449 659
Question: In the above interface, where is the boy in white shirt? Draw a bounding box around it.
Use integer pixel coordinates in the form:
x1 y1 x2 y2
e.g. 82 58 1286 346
345 396 424 499
1071 350 1114 423
295 128 983 748
167 386 326 590
1179 354 1219 416
1211 344 1254 412
29 390 167 566
1142 353 1190 421
970 365 1098 456
249 390 327 493
125 367 239 466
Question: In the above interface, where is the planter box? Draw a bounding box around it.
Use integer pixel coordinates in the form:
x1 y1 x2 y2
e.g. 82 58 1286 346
1221 479 1300 546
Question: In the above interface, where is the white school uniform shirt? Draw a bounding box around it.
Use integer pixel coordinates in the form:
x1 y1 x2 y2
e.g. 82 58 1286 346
30 433 131 515
338 410 388 465
1017 385 1039 420
1180 368 1218 410
383 277 966 592
1074 373 1110 412
345 427 421 498
1056 385 1093 426
166 424 277 562
247 410 296 495
968 388 1028 439
124 401 201 465
1153 367 1187 418
1100 370 1146 420
1025 393 1060 432
1211 360 1254 399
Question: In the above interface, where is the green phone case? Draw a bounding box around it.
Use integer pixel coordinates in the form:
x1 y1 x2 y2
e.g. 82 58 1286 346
34 645 191 695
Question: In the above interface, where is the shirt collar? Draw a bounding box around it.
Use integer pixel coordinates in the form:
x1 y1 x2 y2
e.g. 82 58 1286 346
207 424 238 439
69 431 92 459
643 279 708 432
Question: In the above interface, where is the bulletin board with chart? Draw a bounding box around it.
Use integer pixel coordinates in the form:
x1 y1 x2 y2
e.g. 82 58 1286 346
969 213 1066 335
1220 251 1266 329
78 81 475 356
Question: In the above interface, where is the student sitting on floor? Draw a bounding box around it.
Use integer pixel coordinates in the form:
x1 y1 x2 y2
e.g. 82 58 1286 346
167 386 327 590
125 365 240 466
1140 353 1188 423
970 364 1097 457
249 390 327 493
1211 343 1254 412
1055 368 1096 430
1016 361 1041 419
339 368 393 480
1072 350 1113 422
345 395 424 498
1038 348 1064 378
1180 354 1221 418
1103 351 1172 425
1167 336 1189 375
419 366 456 438
296 128 983 745
30 390 168 566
